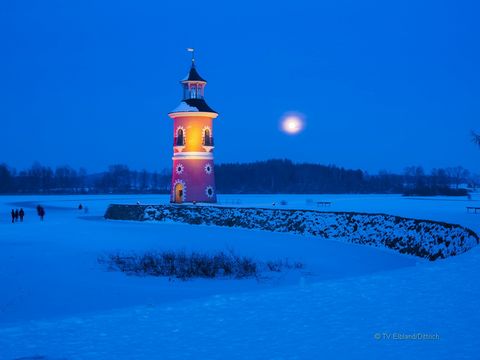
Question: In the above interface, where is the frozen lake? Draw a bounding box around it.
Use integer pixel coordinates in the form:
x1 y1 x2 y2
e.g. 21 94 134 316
0 194 479 359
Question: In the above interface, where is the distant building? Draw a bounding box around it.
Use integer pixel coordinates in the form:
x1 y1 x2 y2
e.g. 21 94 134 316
168 52 218 203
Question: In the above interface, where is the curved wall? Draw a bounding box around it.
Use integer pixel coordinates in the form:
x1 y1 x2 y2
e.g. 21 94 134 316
105 204 479 260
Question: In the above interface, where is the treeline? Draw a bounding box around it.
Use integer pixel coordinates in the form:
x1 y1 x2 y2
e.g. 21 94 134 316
0 160 476 195
216 160 369 193
0 162 170 194
215 159 474 195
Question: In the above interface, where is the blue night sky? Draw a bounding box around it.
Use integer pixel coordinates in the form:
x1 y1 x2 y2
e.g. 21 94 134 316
1 0 479 173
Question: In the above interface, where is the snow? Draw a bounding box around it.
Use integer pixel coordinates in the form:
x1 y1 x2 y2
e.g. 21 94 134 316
171 101 199 113
0 194 479 359
134 204 478 259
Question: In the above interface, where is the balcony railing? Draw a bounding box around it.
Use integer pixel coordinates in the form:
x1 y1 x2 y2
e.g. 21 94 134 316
173 136 214 147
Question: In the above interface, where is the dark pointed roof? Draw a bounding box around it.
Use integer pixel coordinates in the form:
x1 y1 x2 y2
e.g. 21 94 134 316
182 62 206 82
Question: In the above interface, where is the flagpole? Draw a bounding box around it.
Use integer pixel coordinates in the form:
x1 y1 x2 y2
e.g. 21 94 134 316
187 48 195 63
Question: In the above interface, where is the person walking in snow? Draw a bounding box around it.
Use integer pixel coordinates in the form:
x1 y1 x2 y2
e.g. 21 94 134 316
36 205 45 221
19 208 25 222
11 209 15 223
14 209 19 222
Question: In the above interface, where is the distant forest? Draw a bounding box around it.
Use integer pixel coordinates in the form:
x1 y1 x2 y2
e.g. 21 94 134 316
0 159 475 196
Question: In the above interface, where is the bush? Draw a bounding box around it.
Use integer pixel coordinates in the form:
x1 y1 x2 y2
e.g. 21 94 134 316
403 187 469 196
98 250 303 281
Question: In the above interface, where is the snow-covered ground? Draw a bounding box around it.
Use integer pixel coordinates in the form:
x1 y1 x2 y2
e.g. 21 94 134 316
0 194 479 359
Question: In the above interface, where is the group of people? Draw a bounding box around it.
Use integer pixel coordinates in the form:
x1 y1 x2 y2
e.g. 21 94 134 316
10 208 25 223
10 205 46 223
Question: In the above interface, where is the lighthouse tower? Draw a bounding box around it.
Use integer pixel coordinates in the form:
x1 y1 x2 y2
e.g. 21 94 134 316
168 51 218 203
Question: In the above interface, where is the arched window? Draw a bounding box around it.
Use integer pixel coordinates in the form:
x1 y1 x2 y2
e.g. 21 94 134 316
203 128 211 146
176 128 185 146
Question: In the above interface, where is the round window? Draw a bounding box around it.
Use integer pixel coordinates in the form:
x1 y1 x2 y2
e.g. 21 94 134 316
176 163 185 175
205 186 214 198
204 163 213 174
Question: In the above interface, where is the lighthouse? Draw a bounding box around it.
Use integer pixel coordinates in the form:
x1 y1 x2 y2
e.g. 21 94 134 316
168 50 218 203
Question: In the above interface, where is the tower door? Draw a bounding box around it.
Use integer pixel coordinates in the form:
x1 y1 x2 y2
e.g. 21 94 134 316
174 183 184 203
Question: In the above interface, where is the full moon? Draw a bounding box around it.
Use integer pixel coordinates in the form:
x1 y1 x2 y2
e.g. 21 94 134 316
281 113 305 135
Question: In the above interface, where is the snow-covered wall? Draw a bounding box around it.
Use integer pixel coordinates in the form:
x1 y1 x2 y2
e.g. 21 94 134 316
105 205 479 260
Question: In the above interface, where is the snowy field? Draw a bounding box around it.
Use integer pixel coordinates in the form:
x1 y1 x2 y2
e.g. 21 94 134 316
0 194 479 359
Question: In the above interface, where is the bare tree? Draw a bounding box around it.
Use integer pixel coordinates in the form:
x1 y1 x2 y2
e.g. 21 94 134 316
470 173 480 191
404 166 425 189
473 131 480 147
0 164 13 193
446 166 469 189
139 169 149 191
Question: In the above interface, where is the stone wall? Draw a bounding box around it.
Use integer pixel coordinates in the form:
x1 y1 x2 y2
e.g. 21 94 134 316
105 204 479 260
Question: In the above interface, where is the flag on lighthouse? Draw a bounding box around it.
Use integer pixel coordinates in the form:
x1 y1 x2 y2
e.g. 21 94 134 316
187 48 195 62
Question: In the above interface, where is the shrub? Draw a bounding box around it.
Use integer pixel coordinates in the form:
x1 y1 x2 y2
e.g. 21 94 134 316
98 250 303 281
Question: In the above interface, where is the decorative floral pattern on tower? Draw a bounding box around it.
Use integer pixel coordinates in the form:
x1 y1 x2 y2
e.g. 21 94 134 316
175 163 185 175
204 163 213 174
205 186 215 198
